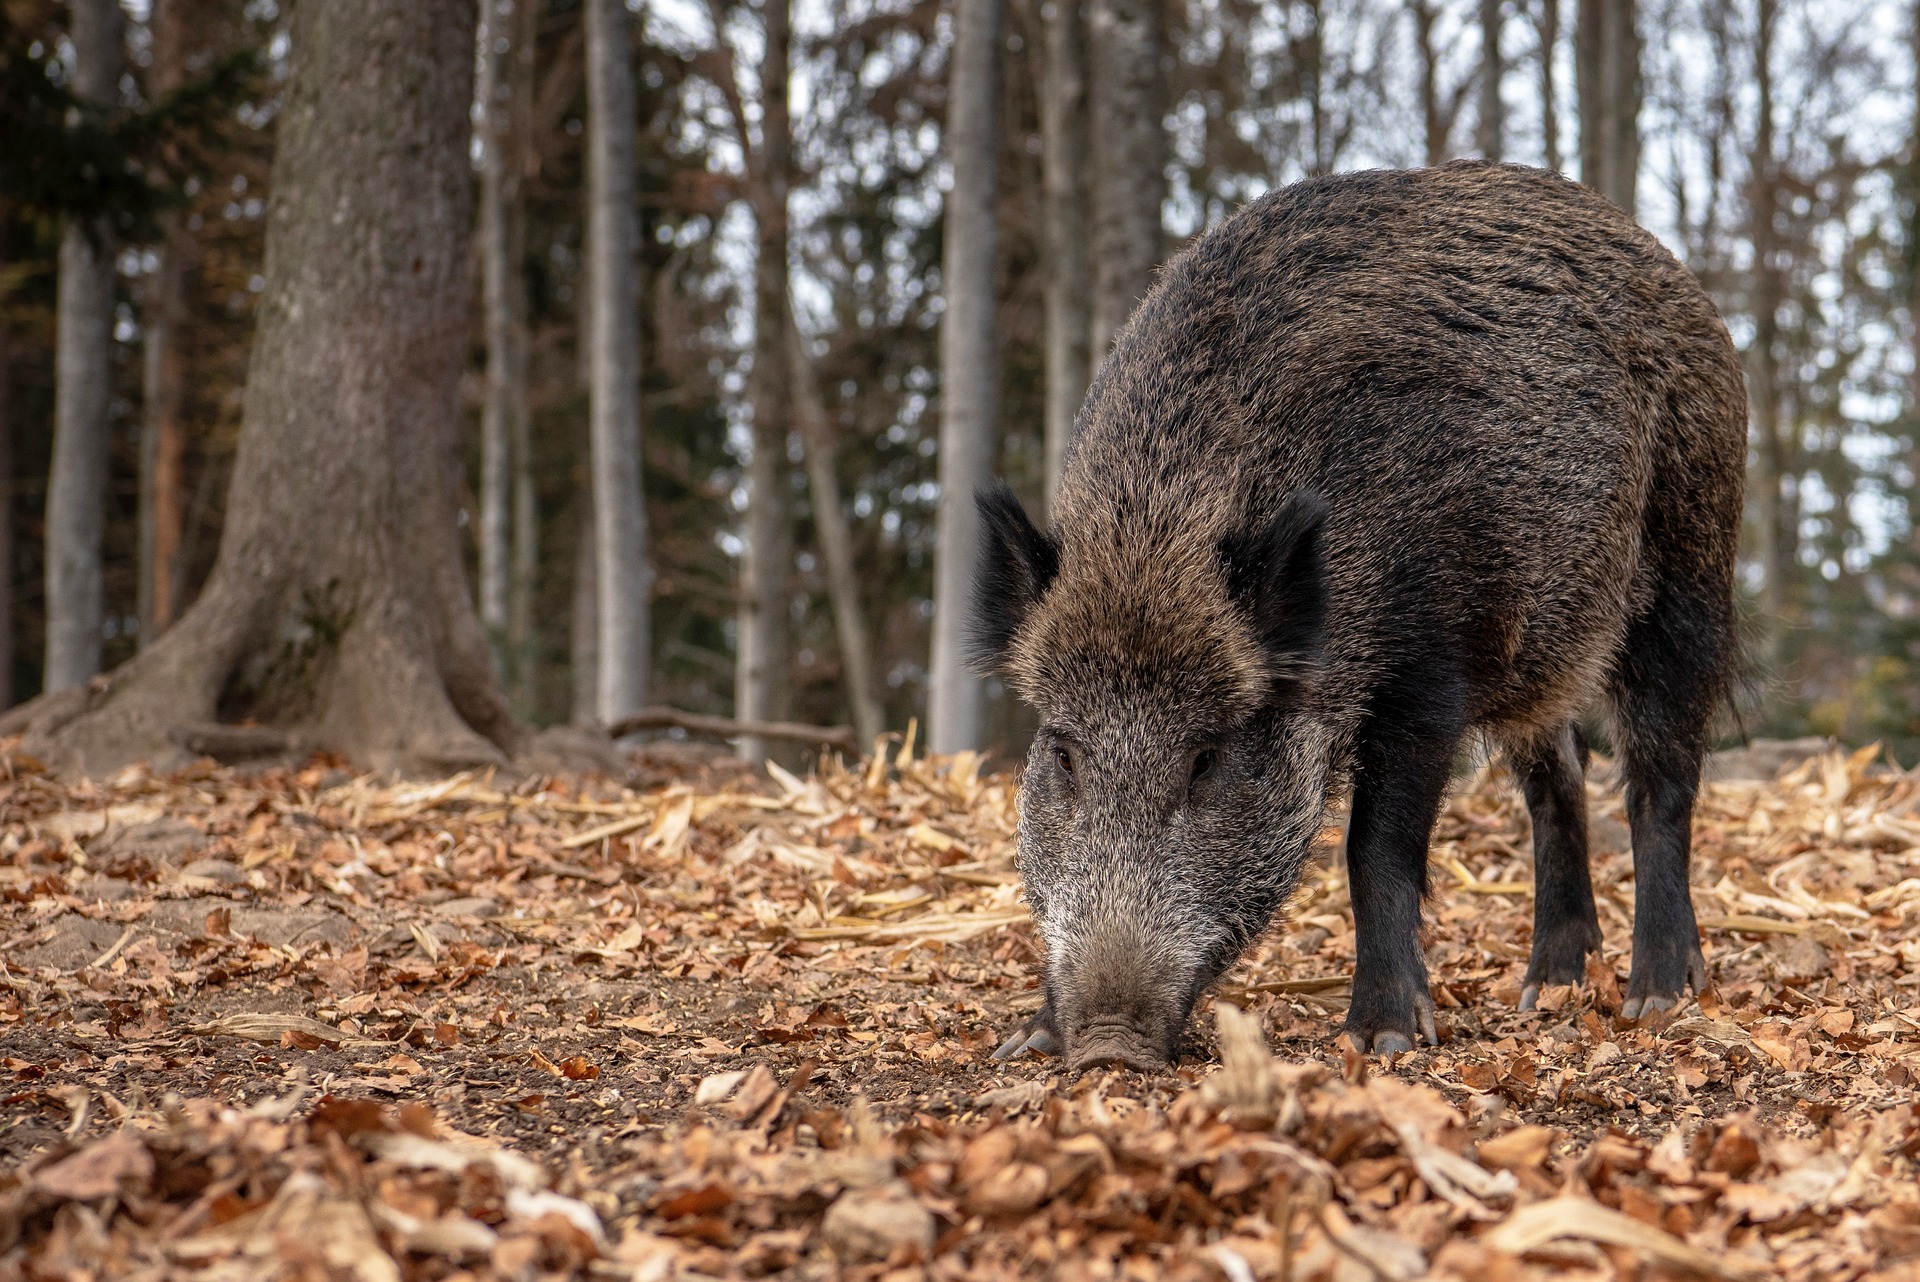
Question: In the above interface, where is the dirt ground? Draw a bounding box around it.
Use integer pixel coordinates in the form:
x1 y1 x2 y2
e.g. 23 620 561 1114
1 734 1917 1279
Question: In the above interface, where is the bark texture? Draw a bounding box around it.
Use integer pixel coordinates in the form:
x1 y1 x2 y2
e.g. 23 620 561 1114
789 314 884 747
1035 0 1092 508
6 0 523 777
929 0 1003 753
45 0 123 692
584 0 652 724
1087 0 1166 362
735 0 796 765
1576 0 1638 214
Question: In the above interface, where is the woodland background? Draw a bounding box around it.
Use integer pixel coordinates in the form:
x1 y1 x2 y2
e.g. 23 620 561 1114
0 0 1916 767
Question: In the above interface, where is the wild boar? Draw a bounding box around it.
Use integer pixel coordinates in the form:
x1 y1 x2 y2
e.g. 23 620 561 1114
975 161 1745 1069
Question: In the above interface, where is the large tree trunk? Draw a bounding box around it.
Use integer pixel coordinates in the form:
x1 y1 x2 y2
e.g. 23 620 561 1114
5 0 523 777
140 0 190 649
788 312 884 747
1034 0 1091 508
1575 0 1638 215
1087 0 1165 363
45 0 123 693
1476 0 1504 159
584 0 652 725
928 0 1002 754
1533 0 1561 173
735 0 795 765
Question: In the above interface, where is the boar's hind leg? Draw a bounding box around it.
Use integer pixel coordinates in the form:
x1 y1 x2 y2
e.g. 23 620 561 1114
1343 732 1457 1055
1514 722 1604 1011
1611 590 1720 1020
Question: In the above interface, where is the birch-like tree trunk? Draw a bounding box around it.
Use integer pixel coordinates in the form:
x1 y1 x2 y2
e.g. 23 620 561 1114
584 0 652 724
735 0 794 765
1087 0 1165 363
928 0 1002 754
140 0 190 648
476 0 516 674
1035 0 1091 507
46 0 123 692
788 313 884 746
1576 0 1638 215
1476 0 1504 159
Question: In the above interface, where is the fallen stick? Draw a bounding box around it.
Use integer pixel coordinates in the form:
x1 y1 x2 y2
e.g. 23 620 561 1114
607 707 859 754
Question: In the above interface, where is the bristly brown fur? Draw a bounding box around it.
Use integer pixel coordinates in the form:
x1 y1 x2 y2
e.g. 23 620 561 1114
978 161 1747 1068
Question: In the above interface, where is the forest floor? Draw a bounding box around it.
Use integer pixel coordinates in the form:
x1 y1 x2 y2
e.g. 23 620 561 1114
0 734 1917 1280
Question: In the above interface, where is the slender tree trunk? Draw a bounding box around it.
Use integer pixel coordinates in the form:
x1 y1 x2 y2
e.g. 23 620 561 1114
46 0 123 693
1087 0 1165 363
4 0 521 777
584 0 651 725
0 223 12 710
1576 0 1638 215
1300 0 1328 175
140 0 190 648
788 313 883 746
929 0 1002 754
476 0 515 673
1411 0 1449 167
1747 0 1787 668
1036 0 1091 508
571 478 599 725
735 0 794 765
1476 0 1504 159
507 0 539 712
1534 0 1561 173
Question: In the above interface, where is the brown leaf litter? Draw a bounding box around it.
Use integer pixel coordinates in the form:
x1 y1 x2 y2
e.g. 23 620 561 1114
0 733 1918 1278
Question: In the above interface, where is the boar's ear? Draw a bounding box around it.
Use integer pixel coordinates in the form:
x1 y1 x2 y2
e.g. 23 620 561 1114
1219 490 1328 703
970 482 1060 671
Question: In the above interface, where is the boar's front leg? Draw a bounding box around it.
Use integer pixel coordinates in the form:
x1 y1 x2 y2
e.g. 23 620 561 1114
1513 722 1604 1010
1342 729 1457 1054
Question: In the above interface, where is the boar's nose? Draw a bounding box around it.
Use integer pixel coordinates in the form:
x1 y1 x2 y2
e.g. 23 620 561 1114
1069 1021 1172 1073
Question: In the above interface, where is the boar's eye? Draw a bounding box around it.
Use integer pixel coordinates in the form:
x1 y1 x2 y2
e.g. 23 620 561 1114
1189 749 1217 788
1054 745 1075 780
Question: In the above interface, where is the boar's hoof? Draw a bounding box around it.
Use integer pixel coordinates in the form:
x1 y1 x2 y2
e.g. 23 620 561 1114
1618 993 1675 1021
1368 1030 1415 1056
991 1022 1062 1060
1344 990 1439 1056
1620 941 1708 1021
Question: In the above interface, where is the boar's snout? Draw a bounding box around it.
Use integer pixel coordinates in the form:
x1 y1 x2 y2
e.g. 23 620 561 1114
1048 921 1208 1073
1070 1022 1172 1072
